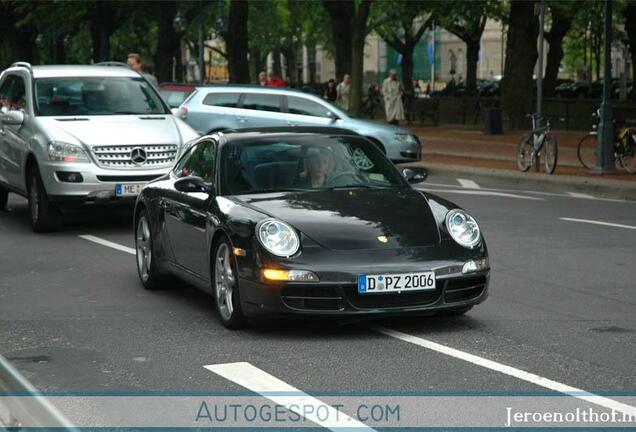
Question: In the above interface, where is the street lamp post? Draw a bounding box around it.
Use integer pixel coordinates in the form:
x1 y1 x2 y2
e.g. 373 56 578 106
594 0 615 173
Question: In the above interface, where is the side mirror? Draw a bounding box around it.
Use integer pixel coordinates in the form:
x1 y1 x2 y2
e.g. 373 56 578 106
402 168 427 184
326 111 339 122
0 110 24 126
174 176 213 194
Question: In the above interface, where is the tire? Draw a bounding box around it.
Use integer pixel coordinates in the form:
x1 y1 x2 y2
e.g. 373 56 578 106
439 305 473 316
618 130 636 174
619 150 636 174
543 134 558 174
577 134 598 170
0 186 8 211
212 237 247 329
516 133 533 172
135 210 164 290
27 168 62 232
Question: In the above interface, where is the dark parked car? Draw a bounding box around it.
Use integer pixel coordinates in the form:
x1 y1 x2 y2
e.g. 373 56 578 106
555 80 590 98
133 128 490 328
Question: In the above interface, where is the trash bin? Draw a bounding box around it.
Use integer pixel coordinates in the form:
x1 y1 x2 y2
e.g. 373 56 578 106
483 108 503 135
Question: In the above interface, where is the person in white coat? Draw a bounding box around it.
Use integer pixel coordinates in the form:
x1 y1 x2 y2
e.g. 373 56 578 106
382 69 405 125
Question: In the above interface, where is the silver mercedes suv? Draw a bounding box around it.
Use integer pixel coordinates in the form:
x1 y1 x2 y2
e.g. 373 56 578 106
0 62 198 231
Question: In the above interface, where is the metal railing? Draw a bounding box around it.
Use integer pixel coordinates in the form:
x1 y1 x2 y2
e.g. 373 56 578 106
0 354 77 430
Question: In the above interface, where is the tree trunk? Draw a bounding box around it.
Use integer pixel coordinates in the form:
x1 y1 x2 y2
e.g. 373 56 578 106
465 38 480 95
501 0 538 129
624 1 636 99
349 0 372 118
402 47 414 93
543 6 572 96
225 0 250 83
154 1 182 82
322 0 354 81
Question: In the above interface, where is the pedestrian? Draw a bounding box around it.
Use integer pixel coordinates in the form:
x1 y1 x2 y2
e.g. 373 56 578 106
267 72 286 87
382 69 405 126
336 74 351 111
413 79 422 96
258 71 267 86
323 79 337 103
127 53 159 89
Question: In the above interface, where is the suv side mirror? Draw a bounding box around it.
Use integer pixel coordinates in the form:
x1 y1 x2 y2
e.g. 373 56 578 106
326 111 339 122
174 176 213 194
0 110 24 126
402 168 427 184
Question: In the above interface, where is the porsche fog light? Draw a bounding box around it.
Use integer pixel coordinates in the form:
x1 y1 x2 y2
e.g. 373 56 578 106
263 269 319 282
256 219 300 257
446 209 481 249
462 258 489 274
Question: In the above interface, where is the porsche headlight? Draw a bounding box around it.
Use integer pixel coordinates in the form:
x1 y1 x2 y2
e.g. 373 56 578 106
48 141 89 162
257 219 300 257
445 209 481 249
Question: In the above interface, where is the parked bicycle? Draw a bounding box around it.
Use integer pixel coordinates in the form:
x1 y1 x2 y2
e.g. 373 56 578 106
576 112 636 174
516 114 559 174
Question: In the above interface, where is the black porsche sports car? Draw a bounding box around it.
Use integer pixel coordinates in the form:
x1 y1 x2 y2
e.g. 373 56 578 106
134 127 489 328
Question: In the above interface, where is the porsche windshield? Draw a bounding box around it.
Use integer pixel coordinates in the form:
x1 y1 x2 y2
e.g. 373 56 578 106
221 135 407 195
34 76 168 116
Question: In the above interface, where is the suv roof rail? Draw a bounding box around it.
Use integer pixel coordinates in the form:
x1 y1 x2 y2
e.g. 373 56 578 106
95 61 130 68
11 62 33 74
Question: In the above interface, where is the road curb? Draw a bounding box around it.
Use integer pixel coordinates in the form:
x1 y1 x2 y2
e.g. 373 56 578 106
403 162 636 201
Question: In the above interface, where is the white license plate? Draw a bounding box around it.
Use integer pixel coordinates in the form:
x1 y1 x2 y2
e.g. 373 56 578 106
115 183 145 197
358 271 436 294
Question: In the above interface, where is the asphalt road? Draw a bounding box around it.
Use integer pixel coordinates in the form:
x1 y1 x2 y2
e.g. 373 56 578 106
1 173 635 428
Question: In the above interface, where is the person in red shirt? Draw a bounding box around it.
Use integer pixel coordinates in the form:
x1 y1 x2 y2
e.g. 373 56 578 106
267 72 286 87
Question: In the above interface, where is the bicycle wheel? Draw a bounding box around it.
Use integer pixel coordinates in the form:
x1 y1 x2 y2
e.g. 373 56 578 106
543 134 558 174
618 128 636 174
577 133 597 170
516 133 533 172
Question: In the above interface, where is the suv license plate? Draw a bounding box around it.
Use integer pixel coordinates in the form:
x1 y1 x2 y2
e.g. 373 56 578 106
116 183 145 197
358 271 436 294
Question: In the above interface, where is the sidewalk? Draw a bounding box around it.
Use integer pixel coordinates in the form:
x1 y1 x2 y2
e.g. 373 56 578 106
410 125 636 182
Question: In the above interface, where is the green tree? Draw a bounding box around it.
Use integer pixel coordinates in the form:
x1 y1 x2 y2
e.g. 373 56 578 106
373 1 434 93
543 1 580 96
437 0 505 95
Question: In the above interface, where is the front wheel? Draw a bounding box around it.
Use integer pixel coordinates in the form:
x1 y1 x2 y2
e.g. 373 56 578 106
543 134 558 174
577 134 597 170
213 238 247 329
0 186 8 211
28 168 62 232
618 129 636 174
135 211 164 290
516 133 533 172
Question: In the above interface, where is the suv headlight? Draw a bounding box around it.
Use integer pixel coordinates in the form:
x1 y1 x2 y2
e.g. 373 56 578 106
445 209 481 249
394 133 417 143
48 141 89 162
256 219 300 257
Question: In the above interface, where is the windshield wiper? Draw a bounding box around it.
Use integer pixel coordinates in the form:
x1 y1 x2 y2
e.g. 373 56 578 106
246 187 311 194
325 184 374 190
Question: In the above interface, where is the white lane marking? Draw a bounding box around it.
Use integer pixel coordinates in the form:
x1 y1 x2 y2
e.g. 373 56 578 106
419 188 545 201
560 217 636 230
566 192 595 199
423 179 634 203
457 178 480 189
78 234 136 255
204 362 373 431
371 325 636 418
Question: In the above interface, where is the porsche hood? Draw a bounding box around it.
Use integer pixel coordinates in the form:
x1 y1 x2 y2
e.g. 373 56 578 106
235 188 441 250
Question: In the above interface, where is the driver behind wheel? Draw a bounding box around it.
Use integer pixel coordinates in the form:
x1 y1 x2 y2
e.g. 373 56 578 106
294 147 334 188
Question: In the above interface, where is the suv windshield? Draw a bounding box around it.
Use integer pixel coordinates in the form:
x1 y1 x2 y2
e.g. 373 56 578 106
221 135 407 195
34 76 168 116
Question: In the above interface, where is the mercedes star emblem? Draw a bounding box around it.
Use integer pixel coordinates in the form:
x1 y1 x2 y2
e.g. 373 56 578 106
130 147 147 165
